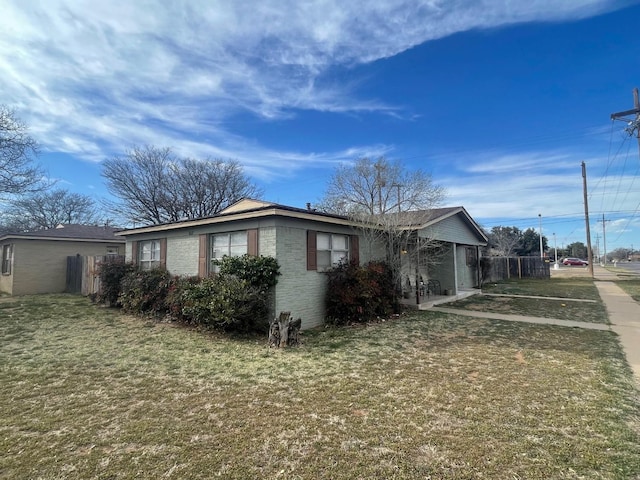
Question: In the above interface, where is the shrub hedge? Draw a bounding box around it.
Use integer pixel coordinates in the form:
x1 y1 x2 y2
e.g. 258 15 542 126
325 260 395 325
119 268 173 315
96 258 137 306
97 255 280 334
178 275 268 332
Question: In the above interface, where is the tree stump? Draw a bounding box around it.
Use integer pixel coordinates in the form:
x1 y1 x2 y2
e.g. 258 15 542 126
287 317 302 347
269 311 301 348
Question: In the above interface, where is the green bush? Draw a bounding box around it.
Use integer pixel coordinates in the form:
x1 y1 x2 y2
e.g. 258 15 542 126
100 254 280 333
119 268 172 315
178 275 268 332
325 260 395 325
96 258 137 306
215 254 280 292
165 276 200 320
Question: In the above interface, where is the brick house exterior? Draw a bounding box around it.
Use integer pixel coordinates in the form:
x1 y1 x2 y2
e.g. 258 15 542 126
116 199 487 329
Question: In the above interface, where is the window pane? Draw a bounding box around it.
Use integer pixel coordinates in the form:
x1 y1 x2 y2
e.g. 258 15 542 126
230 232 247 246
317 233 330 250
140 242 152 261
317 251 331 268
332 235 347 250
213 234 229 248
1 245 11 274
151 241 161 260
211 234 229 259
229 245 247 257
332 251 348 265
212 231 247 259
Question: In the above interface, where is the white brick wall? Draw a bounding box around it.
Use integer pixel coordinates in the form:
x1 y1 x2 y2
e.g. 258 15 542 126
259 227 277 257
273 226 328 330
166 234 199 276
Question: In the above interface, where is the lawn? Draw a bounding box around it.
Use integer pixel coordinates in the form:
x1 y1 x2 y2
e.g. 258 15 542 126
446 294 608 324
616 279 640 303
451 277 608 324
482 277 601 300
1 294 639 479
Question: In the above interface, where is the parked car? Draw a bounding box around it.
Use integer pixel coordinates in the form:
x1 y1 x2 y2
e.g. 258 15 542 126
563 257 588 266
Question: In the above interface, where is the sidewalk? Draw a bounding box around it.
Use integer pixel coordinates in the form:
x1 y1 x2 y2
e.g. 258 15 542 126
595 281 640 385
550 264 621 280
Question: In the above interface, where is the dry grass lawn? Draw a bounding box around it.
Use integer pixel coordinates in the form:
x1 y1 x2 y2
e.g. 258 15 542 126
1 293 639 479
616 279 640 303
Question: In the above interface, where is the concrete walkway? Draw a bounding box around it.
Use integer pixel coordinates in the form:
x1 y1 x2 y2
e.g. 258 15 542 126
430 307 610 331
595 281 640 385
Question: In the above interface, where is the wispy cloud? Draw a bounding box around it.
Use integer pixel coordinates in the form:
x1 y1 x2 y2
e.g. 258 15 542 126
0 0 626 169
439 147 639 223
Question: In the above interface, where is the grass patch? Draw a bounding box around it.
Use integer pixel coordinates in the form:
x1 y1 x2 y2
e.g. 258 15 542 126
482 277 601 300
616 279 640 303
446 294 609 324
1 294 639 479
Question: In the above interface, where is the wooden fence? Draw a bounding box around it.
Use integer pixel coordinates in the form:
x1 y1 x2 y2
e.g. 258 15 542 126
481 256 550 283
66 255 125 295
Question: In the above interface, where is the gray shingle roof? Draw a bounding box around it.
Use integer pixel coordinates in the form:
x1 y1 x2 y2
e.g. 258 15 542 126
0 224 122 242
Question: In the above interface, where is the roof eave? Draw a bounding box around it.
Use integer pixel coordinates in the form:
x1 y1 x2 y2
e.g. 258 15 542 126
115 207 358 236
0 235 124 243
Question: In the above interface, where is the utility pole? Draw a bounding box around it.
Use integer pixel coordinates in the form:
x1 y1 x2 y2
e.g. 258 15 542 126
582 162 594 277
538 214 543 259
611 87 640 156
602 214 608 266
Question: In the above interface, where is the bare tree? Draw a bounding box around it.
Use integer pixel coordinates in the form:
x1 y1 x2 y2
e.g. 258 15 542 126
608 247 630 262
320 156 445 216
319 156 446 296
488 226 523 257
101 146 262 225
4 188 99 230
0 106 44 198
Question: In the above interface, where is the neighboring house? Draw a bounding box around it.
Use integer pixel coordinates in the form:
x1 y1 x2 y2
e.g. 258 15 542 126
0 224 124 296
115 199 487 329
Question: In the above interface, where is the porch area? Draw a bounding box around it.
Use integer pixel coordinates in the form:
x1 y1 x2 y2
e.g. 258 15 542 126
399 288 480 310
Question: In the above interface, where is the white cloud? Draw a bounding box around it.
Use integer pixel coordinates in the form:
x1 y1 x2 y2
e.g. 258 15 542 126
439 147 639 224
0 0 626 169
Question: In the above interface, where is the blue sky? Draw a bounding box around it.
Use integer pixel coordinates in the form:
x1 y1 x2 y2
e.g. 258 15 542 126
1 0 639 254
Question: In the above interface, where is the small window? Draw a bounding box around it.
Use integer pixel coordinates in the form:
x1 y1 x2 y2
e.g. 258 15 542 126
317 233 349 270
210 231 248 272
2 244 12 275
138 240 161 270
106 246 120 256
466 247 477 266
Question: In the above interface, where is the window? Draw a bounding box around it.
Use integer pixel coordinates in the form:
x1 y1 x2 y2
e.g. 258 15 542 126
210 231 248 272
106 246 120 256
2 244 12 275
466 247 477 266
316 233 350 270
138 240 161 270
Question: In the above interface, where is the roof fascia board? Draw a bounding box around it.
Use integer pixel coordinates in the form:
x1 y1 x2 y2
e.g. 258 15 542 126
116 208 362 236
0 235 124 243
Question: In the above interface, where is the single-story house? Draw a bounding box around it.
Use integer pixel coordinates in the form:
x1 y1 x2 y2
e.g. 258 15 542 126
115 199 487 329
0 224 125 296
